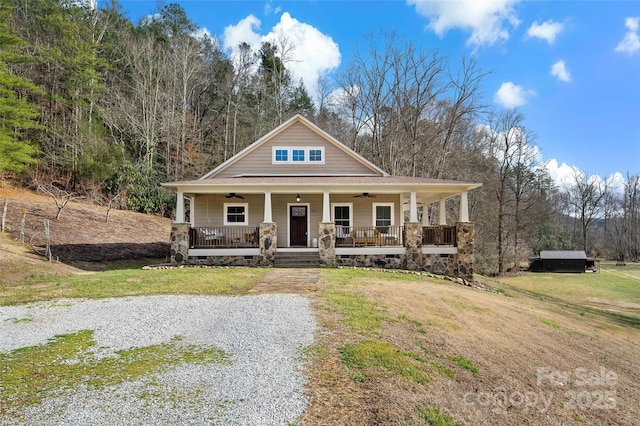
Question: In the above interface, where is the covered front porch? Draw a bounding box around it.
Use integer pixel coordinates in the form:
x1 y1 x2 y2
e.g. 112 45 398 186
169 186 476 279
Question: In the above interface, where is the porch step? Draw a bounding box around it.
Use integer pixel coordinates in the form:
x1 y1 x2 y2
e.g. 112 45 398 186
274 252 320 268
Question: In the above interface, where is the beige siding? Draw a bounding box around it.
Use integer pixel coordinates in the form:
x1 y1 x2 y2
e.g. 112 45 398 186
193 194 264 228
272 194 322 247
329 194 401 227
193 193 401 247
214 122 379 177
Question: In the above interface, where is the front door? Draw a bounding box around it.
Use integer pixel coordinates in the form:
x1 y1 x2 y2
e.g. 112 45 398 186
290 205 307 246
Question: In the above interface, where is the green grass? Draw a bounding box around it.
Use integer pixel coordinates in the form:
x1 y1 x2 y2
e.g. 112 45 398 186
446 356 479 374
339 339 432 384
538 317 561 329
0 330 228 411
415 405 460 426
498 265 640 305
321 289 391 334
0 267 270 306
321 268 425 287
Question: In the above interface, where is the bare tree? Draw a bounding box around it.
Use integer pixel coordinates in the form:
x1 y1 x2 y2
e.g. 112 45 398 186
565 169 611 253
37 181 83 220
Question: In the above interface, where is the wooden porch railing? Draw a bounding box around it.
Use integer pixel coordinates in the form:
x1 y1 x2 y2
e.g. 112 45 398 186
422 225 457 246
335 225 404 247
190 226 259 248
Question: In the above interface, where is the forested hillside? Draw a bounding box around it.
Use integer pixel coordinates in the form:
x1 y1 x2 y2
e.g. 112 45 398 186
1 0 638 273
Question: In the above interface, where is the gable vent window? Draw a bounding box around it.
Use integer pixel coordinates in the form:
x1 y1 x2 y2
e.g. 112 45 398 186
273 147 324 164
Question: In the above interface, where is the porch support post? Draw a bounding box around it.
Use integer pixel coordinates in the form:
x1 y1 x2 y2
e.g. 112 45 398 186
263 191 273 222
409 192 418 223
259 222 277 266
170 223 190 265
456 221 475 281
403 222 423 271
421 204 430 226
322 191 331 222
188 196 194 226
318 221 336 266
438 199 447 225
459 191 469 222
176 190 185 223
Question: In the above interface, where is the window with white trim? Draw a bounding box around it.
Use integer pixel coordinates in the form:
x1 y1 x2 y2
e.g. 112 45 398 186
332 203 352 238
224 203 248 225
274 148 288 162
372 203 394 233
272 147 324 164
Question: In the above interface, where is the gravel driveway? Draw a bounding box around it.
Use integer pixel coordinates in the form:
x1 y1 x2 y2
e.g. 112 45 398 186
0 294 317 425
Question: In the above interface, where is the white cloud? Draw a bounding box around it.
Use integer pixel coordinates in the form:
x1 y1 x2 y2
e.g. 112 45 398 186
223 15 263 52
544 159 577 187
407 0 521 46
264 0 282 16
526 20 564 44
494 82 535 108
222 12 341 103
551 60 571 82
615 17 640 54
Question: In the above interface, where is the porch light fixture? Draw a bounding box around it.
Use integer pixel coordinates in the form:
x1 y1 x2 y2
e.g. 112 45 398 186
296 194 301 202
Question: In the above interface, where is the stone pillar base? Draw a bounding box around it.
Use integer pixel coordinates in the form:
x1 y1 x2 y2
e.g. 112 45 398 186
260 222 277 265
456 222 475 280
170 223 190 264
404 222 423 271
318 222 336 266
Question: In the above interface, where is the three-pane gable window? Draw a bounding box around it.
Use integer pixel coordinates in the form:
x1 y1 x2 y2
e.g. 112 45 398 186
273 147 324 164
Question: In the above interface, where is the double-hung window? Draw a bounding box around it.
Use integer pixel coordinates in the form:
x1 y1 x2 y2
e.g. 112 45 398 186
224 203 248 225
332 203 352 238
373 203 394 233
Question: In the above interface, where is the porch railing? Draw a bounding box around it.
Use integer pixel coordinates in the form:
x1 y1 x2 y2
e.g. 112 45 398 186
422 225 457 246
335 225 404 247
190 226 260 248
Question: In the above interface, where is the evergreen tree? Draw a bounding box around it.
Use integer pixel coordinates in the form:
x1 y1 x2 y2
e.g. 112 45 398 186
0 3 41 173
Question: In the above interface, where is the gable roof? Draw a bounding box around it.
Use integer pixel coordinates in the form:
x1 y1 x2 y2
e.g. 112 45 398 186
539 251 587 260
200 114 388 179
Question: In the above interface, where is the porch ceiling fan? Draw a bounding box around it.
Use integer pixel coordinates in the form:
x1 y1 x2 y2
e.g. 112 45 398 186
353 192 376 198
225 192 245 199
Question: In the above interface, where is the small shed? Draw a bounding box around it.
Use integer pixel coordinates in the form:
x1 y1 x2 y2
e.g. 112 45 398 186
528 251 598 273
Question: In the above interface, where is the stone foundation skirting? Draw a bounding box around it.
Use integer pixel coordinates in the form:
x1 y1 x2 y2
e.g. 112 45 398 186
170 221 475 280
186 255 262 267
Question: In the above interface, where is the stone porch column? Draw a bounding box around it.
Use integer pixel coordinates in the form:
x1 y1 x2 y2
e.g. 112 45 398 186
170 223 189 264
456 221 475 281
259 222 277 266
404 222 423 271
318 222 336 266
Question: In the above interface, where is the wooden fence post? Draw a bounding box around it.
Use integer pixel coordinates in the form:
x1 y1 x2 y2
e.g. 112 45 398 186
1 198 7 232
44 219 51 261
20 209 26 245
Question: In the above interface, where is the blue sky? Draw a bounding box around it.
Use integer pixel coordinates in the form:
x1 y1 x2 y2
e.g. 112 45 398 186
116 0 640 185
